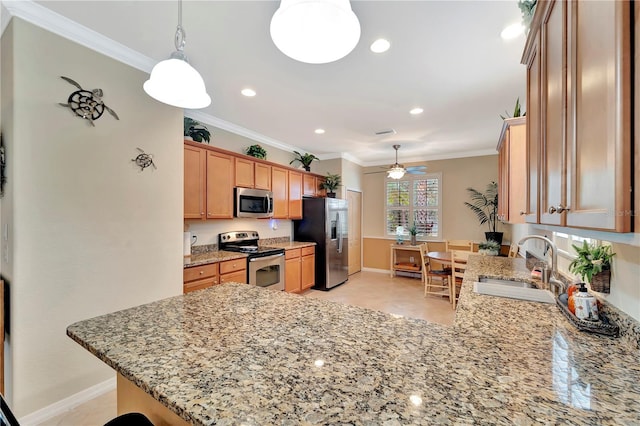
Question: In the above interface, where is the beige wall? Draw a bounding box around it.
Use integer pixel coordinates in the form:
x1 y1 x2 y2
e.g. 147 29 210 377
362 154 505 237
1 19 183 416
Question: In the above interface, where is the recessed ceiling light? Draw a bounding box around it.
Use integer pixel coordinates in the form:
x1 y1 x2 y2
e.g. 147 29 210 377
370 38 391 53
409 107 424 115
314 128 325 134
500 22 525 40
241 88 256 97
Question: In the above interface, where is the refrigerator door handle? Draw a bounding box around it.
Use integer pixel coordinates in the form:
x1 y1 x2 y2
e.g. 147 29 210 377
337 212 343 254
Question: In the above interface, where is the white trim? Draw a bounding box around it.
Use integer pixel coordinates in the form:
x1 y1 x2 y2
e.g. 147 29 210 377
362 267 390 274
361 148 497 167
18 377 116 426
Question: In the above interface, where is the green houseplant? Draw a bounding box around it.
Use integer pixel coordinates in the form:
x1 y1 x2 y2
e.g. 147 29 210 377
568 241 615 293
321 173 341 198
184 117 211 144
500 97 525 120
464 181 502 244
478 240 501 256
245 144 267 159
408 223 418 246
290 151 319 171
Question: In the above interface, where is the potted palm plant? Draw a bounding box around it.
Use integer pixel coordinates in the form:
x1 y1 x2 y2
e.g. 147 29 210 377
321 173 341 198
184 117 211 144
290 151 319 171
569 241 616 293
463 181 502 244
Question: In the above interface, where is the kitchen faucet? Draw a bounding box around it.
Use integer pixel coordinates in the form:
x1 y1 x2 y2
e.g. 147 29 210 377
518 235 565 295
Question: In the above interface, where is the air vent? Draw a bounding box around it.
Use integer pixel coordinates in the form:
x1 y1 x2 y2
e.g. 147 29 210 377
375 128 396 136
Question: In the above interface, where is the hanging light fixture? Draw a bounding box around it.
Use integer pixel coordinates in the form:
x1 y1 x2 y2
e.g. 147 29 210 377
143 0 211 109
270 0 361 64
387 144 406 180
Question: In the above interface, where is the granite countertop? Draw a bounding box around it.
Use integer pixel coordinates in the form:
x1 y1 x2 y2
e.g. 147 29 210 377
183 251 247 268
267 241 317 250
68 256 640 425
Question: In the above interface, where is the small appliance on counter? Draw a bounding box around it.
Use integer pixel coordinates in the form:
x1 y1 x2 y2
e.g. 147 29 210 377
293 198 348 290
219 231 285 291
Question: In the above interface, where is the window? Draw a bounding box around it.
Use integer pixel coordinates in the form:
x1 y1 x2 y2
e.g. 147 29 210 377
386 173 441 239
552 232 596 260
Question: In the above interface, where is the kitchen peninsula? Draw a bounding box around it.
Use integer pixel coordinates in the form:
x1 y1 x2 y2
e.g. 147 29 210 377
67 257 640 425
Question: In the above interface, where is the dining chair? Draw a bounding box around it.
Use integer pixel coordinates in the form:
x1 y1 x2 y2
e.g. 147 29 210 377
445 239 474 252
450 250 471 310
419 243 450 300
508 243 519 258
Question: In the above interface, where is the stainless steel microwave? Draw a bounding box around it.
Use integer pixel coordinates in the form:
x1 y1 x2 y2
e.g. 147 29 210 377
234 188 274 218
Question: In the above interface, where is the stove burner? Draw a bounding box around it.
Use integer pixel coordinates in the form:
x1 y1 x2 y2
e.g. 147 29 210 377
218 231 285 259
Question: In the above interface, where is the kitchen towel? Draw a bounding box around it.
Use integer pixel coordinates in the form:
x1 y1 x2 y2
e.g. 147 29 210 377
183 232 191 257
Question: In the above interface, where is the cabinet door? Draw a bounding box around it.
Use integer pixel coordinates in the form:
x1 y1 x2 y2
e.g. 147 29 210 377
272 167 289 219
316 177 327 197
288 171 303 219
183 277 216 294
303 174 316 197
285 257 301 293
254 163 271 190
497 133 509 222
235 158 254 188
184 144 206 220
525 32 541 224
508 123 527 224
566 0 632 231
220 270 247 284
206 151 234 219
301 253 315 291
539 0 567 226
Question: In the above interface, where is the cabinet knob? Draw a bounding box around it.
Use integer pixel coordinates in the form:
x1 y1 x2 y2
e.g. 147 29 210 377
548 206 557 214
200 271 204 275
519 211 527 216
556 205 570 213
201 212 205 215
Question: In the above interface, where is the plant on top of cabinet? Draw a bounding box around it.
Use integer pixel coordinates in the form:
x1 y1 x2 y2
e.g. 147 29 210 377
518 0 537 31
184 117 211 143
245 144 267 159
499 97 525 120
290 151 319 172
464 181 503 244
568 242 615 293
320 173 341 198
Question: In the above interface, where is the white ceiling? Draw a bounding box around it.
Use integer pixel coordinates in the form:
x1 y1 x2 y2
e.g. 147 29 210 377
16 1 526 166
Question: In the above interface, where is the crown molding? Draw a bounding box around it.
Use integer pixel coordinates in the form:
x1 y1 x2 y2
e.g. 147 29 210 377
361 148 498 167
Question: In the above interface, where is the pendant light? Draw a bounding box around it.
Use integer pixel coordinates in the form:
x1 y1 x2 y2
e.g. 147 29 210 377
387 145 406 180
143 0 211 109
270 0 361 64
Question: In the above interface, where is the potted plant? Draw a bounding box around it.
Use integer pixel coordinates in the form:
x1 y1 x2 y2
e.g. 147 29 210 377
518 0 538 32
290 151 319 172
245 144 267 159
568 241 616 293
184 117 211 144
321 173 341 198
408 223 418 246
500 97 526 120
478 240 501 256
463 181 502 244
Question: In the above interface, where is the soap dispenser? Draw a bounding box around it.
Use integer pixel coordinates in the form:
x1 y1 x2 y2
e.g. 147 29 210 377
573 283 599 321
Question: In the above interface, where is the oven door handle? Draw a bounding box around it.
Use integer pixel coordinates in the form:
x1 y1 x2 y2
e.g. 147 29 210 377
249 253 284 262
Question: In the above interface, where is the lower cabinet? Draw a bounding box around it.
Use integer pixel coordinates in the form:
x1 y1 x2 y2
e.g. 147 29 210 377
285 246 315 293
219 258 247 284
183 263 219 294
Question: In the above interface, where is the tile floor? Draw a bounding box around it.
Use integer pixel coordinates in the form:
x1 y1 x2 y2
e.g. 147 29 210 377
36 271 454 425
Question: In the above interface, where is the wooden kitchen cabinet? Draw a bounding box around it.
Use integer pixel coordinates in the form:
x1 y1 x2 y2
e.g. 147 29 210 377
254 163 271 190
288 171 303 219
303 174 316 197
184 144 206 220
521 0 632 232
496 117 527 224
183 263 219 294
301 246 315 291
272 166 289 219
235 158 254 188
219 258 247 283
206 151 234 219
285 246 315 293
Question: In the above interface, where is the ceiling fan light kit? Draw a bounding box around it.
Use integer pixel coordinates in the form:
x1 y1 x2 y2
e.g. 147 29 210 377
270 0 361 64
143 0 211 109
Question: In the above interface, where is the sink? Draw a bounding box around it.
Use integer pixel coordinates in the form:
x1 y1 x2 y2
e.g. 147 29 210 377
473 277 555 304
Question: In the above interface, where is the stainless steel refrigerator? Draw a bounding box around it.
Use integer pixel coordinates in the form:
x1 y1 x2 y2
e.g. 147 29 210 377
293 197 348 290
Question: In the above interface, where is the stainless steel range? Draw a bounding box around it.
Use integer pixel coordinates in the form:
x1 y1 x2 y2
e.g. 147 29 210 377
219 231 285 291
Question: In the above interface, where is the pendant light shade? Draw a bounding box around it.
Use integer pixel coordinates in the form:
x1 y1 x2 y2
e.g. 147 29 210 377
143 2 211 109
270 0 361 64
387 166 406 180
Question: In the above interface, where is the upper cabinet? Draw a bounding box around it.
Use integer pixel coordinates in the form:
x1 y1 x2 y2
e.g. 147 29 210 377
184 144 207 220
497 117 527 224
521 0 632 232
206 151 234 219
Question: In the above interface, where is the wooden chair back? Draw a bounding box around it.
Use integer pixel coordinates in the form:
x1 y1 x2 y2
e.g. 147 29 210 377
445 239 473 252
450 250 471 310
508 243 519 258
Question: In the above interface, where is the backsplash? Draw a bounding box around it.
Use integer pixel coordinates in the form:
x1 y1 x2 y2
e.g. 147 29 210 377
191 236 291 255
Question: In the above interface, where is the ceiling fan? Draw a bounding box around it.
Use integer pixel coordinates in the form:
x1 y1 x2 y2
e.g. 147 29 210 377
365 144 427 179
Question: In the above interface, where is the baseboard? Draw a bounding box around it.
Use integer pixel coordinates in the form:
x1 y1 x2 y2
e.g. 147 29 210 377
18 377 116 426
361 267 390 274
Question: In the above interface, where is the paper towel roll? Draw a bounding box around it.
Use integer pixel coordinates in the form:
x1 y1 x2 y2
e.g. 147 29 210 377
183 232 191 257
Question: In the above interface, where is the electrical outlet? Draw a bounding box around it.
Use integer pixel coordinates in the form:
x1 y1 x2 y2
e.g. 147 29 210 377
409 256 415 263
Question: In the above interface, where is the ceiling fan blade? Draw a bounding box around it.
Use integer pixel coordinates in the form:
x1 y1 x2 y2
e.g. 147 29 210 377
406 169 426 175
406 165 426 172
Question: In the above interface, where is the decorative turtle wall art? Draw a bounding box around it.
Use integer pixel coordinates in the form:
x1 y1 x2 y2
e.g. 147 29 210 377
132 148 156 172
59 76 119 126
